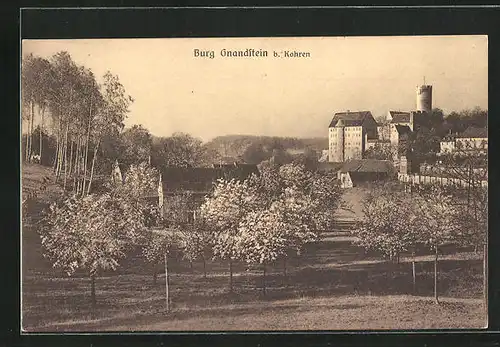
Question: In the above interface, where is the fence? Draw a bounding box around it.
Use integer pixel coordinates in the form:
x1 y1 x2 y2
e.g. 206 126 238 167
398 173 488 188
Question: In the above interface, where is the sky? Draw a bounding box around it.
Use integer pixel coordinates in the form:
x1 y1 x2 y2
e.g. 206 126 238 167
22 36 488 142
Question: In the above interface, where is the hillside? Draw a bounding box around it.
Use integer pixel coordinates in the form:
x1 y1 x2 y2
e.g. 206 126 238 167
22 164 64 219
22 163 65 276
204 135 328 160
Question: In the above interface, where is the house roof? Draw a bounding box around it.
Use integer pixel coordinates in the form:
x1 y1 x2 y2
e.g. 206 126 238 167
458 127 488 139
317 161 344 172
389 111 411 124
394 124 412 135
329 111 373 127
161 164 259 192
340 159 394 173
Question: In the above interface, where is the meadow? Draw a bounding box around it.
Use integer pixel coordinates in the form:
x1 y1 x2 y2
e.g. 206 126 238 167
21 165 486 331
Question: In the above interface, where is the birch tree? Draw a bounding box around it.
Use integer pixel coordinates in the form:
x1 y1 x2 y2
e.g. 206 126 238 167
86 71 132 195
21 54 53 163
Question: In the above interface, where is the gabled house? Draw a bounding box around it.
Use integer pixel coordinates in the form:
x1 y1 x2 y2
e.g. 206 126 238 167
438 127 488 156
456 127 488 152
338 159 395 188
159 163 260 222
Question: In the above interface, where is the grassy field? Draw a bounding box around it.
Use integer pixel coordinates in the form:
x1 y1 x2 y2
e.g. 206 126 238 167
21 164 487 331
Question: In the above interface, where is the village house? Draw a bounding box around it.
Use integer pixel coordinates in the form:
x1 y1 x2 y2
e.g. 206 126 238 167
338 159 395 189
159 163 259 222
455 127 488 152
110 160 259 223
438 127 488 156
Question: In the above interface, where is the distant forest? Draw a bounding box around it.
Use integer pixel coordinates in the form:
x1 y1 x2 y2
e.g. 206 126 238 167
204 135 328 163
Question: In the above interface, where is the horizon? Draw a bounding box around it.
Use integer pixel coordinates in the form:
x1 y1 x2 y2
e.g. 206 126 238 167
22 36 488 142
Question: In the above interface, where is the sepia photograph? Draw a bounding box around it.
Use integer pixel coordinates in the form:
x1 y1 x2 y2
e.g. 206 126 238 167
21 35 488 332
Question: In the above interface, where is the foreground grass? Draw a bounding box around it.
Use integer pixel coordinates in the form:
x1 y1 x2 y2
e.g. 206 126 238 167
21 167 485 331
25 289 485 331
22 244 485 332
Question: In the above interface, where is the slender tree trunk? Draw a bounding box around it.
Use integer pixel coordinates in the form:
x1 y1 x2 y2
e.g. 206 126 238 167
229 260 233 293
202 256 207 279
74 136 80 193
483 243 488 310
412 251 416 295
39 105 45 163
90 274 96 310
82 106 92 196
78 136 83 195
283 256 288 287
24 105 30 163
68 139 74 177
164 252 170 312
75 136 80 194
153 262 158 285
53 118 60 171
262 264 266 296
80 136 86 196
434 245 439 304
56 120 64 181
87 138 101 196
28 100 34 162
26 102 31 162
63 123 69 191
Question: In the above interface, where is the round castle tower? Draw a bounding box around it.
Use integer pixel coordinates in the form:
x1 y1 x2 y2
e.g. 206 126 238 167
416 85 432 113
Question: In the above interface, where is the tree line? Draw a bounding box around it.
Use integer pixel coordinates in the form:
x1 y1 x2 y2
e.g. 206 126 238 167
22 52 133 197
39 161 343 309
365 107 488 162
352 180 487 304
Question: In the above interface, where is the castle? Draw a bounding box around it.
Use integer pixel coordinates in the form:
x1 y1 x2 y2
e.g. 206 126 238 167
328 83 433 164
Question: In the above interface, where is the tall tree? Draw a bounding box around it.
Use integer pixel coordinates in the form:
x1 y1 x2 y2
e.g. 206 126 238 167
120 125 152 167
22 54 53 163
87 71 132 195
47 52 82 183
151 132 212 169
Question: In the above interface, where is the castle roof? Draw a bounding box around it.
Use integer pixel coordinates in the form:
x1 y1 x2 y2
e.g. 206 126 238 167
329 111 373 127
389 111 411 124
